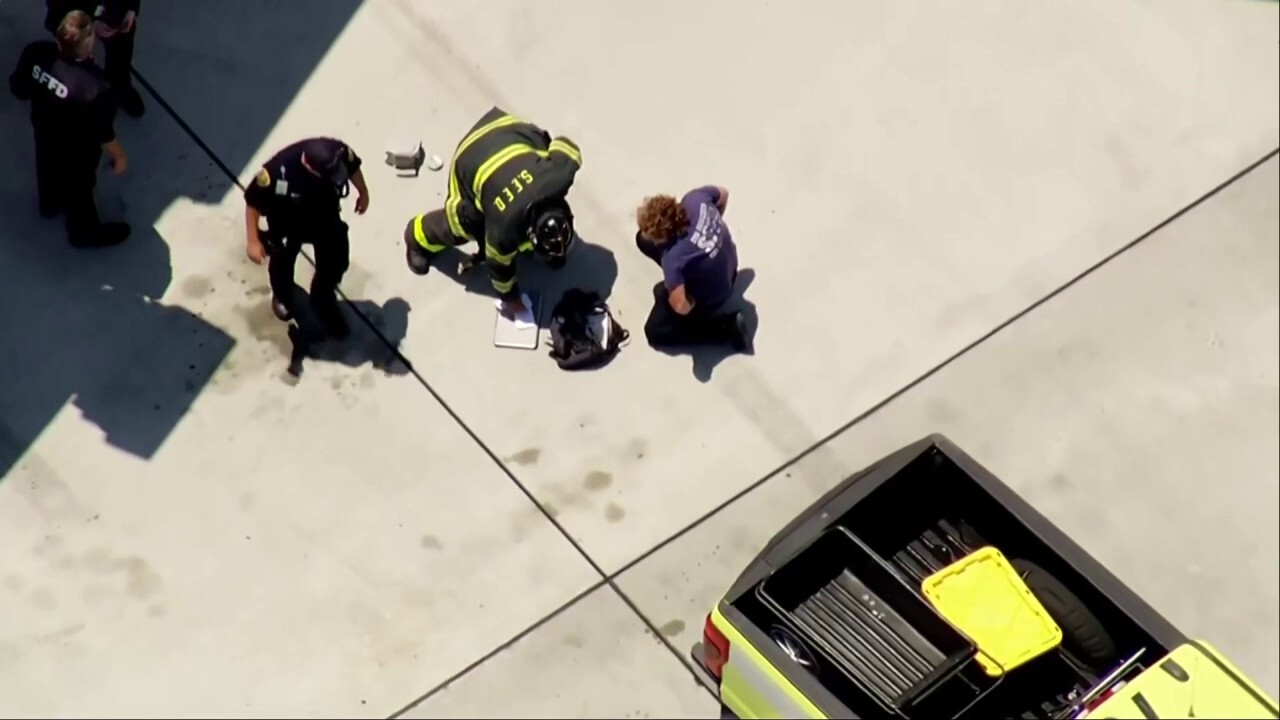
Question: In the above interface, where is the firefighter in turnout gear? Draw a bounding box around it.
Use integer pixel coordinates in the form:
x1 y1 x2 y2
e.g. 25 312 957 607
403 107 582 318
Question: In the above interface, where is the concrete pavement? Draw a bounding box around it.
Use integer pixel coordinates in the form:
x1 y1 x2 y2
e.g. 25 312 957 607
1 0 1276 716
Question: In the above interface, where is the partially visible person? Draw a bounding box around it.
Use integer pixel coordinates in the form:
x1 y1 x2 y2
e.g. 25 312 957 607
635 186 749 352
44 0 143 117
9 9 131 248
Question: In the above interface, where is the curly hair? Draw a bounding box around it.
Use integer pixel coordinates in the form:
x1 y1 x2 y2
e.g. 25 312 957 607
636 195 688 246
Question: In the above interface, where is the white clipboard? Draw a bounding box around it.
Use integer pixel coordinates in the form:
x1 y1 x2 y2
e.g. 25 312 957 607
492 292 540 350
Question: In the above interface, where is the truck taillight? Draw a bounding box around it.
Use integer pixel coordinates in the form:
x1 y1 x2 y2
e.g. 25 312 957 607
702 613 730 679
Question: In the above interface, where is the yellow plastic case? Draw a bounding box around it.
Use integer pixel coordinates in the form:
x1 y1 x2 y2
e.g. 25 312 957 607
921 546 1063 676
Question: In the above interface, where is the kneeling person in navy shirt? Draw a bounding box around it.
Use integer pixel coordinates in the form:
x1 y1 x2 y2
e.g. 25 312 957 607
635 185 749 352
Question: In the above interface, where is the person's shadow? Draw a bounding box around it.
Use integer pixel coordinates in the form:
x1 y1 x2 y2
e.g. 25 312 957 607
429 235 619 329
273 287 414 382
653 267 759 383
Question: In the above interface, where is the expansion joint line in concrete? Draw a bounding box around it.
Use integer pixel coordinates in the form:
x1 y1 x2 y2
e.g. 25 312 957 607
134 56 1277 719
129 70 719 714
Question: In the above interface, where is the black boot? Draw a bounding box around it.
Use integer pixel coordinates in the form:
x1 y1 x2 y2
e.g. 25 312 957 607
720 311 750 353
405 241 432 276
69 221 130 248
271 296 293 322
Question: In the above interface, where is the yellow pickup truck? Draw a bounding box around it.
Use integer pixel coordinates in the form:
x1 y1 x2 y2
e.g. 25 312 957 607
694 435 1278 719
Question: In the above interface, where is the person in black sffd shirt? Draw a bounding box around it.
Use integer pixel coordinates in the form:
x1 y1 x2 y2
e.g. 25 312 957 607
9 10 131 248
44 0 144 117
243 137 371 339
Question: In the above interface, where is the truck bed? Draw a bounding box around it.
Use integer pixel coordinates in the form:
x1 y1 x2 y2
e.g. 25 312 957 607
756 527 973 712
725 435 1185 719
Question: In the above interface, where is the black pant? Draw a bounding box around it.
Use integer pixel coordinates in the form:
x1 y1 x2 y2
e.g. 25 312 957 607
403 208 477 269
644 282 740 347
102 23 137 94
635 233 738 348
266 218 350 308
35 131 102 241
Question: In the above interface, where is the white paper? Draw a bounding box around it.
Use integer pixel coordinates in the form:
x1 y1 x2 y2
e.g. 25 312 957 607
496 293 537 330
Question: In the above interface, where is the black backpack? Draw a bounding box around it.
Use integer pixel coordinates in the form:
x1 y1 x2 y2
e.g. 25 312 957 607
547 289 629 370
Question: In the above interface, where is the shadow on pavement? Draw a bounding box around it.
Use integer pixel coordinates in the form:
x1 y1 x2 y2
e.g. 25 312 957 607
0 0 366 479
127 0 366 196
279 293 413 381
0 94 235 480
429 236 620 327
525 236 620 311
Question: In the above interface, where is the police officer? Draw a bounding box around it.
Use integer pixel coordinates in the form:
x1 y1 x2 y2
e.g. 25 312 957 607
403 106 582 318
243 137 370 339
9 10 131 248
44 0 144 117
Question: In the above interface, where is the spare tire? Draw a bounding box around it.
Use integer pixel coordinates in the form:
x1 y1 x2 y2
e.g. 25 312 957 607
1011 558 1119 670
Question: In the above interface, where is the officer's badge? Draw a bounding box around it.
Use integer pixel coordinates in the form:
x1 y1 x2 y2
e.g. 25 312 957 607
254 168 271 187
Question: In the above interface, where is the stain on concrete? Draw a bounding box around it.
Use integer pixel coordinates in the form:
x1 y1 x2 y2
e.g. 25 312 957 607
243 283 271 300
32 534 64 557
234 300 294 359
244 386 288 420
509 503 552 542
358 371 377 390
583 470 613 491
419 534 443 550
238 492 255 511
658 619 686 637
179 274 213 300
563 634 585 648
624 437 647 462
82 549 163 600
41 623 86 643
1049 472 1073 490
1 574 23 593
30 585 57 610
506 447 542 466
18 459 82 522
147 604 166 618
542 502 561 519
329 375 344 391
81 583 108 602
604 502 626 523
